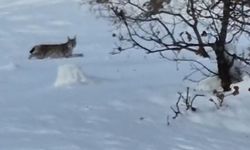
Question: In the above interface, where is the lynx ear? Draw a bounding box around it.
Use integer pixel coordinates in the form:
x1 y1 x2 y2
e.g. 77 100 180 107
67 36 70 40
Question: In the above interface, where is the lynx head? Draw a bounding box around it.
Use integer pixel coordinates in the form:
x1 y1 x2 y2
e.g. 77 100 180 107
67 36 77 49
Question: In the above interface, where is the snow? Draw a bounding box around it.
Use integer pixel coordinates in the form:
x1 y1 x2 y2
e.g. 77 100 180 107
0 0 250 150
54 64 88 87
197 76 222 92
188 76 250 134
0 62 18 71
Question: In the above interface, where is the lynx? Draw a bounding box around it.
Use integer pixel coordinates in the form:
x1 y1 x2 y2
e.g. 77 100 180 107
29 36 77 59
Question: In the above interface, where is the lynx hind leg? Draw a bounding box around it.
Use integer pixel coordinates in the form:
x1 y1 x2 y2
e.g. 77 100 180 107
28 54 34 59
29 53 44 59
29 46 46 59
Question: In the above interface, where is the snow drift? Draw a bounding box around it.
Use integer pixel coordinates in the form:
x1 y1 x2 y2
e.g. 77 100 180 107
54 64 88 87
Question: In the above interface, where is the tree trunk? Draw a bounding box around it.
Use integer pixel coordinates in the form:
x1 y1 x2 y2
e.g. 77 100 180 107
215 0 232 91
214 43 232 91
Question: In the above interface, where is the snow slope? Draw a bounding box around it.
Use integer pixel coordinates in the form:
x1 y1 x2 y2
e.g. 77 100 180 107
0 0 249 150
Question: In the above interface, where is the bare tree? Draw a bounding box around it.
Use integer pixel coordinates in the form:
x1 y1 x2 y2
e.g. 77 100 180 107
86 0 250 91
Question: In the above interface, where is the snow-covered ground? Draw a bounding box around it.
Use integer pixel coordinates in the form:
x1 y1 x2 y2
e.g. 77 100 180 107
0 0 249 150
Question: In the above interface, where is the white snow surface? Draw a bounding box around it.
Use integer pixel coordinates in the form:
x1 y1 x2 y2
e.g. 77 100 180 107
0 0 249 150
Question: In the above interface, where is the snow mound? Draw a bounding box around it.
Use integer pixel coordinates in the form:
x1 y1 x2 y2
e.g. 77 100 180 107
197 76 222 92
54 64 88 87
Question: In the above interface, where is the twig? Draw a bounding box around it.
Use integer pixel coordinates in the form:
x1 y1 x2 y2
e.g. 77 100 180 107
171 94 182 119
